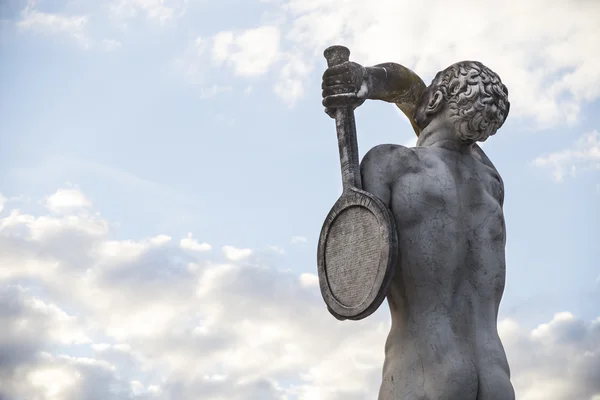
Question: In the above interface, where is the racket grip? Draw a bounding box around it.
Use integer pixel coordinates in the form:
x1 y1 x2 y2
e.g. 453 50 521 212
323 45 362 191
324 45 350 67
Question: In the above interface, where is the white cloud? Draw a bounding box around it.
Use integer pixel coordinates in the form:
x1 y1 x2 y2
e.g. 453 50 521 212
0 194 5 214
0 188 598 400
0 285 90 350
43 188 92 214
183 0 598 127
533 130 600 182
17 2 89 48
291 0 600 127
499 313 600 400
267 245 285 255
211 26 282 77
3 351 136 399
0 209 108 241
274 53 312 106
173 47 235 98
212 31 235 63
109 0 187 24
222 245 253 261
175 26 282 92
290 236 307 244
299 272 318 288
180 233 212 252
96 234 171 264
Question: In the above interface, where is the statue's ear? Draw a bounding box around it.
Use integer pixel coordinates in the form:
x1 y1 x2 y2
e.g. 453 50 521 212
426 90 444 115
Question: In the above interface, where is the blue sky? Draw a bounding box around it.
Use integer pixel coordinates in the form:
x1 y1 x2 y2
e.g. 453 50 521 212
0 0 599 399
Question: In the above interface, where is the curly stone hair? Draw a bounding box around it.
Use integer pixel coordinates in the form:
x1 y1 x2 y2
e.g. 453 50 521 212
430 61 510 143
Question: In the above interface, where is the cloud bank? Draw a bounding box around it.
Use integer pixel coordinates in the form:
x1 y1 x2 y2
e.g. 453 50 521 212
173 0 600 128
534 130 600 182
0 188 598 399
15 0 600 128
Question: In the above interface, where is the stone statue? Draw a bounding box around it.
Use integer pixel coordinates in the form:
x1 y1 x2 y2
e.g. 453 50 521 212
320 47 514 400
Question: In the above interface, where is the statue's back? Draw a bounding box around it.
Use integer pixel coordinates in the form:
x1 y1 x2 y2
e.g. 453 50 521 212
371 145 514 400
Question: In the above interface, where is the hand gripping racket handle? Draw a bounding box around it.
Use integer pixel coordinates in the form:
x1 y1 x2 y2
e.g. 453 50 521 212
324 45 362 191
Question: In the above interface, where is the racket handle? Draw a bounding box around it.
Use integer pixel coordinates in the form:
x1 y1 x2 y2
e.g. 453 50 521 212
324 45 350 68
323 45 362 191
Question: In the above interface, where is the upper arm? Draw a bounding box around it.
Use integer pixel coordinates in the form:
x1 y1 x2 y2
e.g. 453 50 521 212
360 144 415 206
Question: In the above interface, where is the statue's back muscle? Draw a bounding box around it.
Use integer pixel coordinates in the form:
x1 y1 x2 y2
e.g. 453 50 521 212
363 145 512 400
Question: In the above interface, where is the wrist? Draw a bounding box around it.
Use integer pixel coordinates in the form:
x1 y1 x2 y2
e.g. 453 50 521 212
363 66 387 100
356 67 371 100
357 67 370 99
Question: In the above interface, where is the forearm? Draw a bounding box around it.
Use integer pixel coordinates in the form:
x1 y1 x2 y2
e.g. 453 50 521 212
365 63 426 105
363 63 427 135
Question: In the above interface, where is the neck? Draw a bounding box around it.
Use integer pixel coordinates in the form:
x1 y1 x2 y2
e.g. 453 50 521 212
416 119 473 152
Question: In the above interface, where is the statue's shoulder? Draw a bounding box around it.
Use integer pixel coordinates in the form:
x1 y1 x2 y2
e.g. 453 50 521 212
360 144 421 187
362 144 419 168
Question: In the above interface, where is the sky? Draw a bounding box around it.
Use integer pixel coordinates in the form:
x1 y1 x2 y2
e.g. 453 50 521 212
0 0 599 399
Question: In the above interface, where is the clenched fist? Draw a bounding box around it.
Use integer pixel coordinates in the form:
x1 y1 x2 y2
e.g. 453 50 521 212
321 61 369 117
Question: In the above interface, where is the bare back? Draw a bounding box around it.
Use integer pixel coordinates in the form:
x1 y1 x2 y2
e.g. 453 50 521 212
361 144 515 400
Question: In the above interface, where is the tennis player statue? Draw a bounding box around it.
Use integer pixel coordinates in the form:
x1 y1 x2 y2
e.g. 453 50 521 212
320 46 514 400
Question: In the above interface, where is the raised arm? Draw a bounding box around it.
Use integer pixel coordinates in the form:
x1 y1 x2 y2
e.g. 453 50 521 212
366 64 425 102
322 60 427 134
